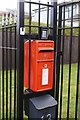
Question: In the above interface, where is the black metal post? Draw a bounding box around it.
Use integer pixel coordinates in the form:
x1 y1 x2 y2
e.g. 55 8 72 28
77 3 80 119
28 0 31 90
50 0 57 37
59 6 65 120
10 24 12 120
38 1 40 39
56 6 62 120
47 2 49 29
6 21 8 120
50 0 57 98
75 3 80 120
2 22 4 120
14 23 17 119
52 2 57 97
67 4 73 120
17 0 24 119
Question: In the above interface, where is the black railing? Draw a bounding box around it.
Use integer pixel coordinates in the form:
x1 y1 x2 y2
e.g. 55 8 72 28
0 0 80 120
0 13 17 119
57 1 80 119
17 0 57 119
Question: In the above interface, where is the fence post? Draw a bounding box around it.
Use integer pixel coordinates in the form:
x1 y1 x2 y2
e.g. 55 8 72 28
56 6 62 120
78 28 80 120
1 14 4 120
50 0 57 36
79 85 80 119
17 0 24 119
0 15 3 119
78 4 80 113
53 2 57 97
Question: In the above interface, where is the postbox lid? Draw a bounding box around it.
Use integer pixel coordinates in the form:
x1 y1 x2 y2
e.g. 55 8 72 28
30 94 57 110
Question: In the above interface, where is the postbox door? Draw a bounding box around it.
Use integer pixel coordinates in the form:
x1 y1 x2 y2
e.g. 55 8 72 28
24 40 54 92
37 61 54 91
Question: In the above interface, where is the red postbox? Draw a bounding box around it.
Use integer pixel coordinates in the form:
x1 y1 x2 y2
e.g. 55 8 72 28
24 40 54 92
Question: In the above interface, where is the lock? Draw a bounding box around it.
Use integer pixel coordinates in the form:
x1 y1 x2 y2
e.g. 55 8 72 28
47 114 51 120
41 115 44 120
44 64 47 68
24 40 54 92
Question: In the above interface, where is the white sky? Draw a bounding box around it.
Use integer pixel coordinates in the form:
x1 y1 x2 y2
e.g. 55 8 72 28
0 0 70 11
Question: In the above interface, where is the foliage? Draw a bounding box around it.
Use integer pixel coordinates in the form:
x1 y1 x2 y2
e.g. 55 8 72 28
24 19 46 34
24 19 79 36
61 26 79 36
0 16 79 36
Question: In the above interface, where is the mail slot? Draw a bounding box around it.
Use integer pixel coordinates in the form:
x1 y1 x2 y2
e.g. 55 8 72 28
24 40 54 92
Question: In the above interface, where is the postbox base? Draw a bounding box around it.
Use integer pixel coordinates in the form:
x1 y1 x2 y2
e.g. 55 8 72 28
24 94 57 119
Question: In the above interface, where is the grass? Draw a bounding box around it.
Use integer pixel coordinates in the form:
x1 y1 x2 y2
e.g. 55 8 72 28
0 70 17 119
58 63 79 118
78 83 80 120
0 63 80 119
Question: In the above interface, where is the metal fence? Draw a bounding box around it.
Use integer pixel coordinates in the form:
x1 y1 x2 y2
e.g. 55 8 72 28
17 1 57 119
0 0 80 120
56 1 80 119
0 13 17 119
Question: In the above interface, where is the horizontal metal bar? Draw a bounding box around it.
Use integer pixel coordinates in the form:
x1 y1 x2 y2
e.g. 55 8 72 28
24 25 54 29
1 25 16 29
58 1 80 7
0 46 17 50
59 26 80 30
61 17 80 22
24 1 54 7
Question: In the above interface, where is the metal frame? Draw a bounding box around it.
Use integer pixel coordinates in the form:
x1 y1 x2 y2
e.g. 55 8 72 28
1 13 17 119
17 1 24 119
0 0 80 119
17 0 57 119
57 1 80 120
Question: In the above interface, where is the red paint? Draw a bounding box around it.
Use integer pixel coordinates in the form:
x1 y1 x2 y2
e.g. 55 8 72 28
24 40 54 92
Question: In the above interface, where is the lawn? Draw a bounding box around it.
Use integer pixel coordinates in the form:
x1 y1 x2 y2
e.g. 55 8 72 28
58 63 79 118
0 70 17 119
0 63 79 119
78 84 80 120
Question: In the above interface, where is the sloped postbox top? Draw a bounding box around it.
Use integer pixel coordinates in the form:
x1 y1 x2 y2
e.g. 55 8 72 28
30 94 57 110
